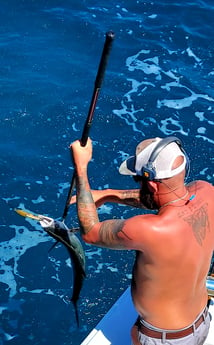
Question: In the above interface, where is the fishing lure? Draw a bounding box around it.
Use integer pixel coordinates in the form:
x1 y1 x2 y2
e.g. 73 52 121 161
15 208 85 326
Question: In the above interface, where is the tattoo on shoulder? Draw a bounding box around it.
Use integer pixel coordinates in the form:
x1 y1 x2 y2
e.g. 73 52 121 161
99 219 132 246
182 203 210 245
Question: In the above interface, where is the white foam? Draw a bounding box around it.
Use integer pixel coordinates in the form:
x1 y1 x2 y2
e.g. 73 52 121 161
0 224 50 301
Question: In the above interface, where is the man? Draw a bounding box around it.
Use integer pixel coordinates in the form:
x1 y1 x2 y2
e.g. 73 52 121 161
70 136 214 345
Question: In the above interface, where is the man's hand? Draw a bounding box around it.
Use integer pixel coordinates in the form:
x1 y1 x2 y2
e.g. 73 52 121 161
70 138 92 168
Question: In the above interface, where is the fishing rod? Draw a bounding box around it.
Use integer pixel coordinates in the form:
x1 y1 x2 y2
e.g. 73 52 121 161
62 31 115 221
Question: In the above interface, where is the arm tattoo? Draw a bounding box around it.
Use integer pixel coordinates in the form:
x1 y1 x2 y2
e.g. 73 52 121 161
121 190 144 208
183 203 210 246
99 219 132 247
77 175 99 234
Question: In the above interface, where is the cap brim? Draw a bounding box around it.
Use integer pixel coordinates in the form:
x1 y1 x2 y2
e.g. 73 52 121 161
119 156 136 175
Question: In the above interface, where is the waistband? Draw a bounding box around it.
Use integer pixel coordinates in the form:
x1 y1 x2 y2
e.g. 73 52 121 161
136 306 208 340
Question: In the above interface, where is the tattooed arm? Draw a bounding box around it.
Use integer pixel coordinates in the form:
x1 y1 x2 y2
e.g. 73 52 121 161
70 138 98 235
70 138 135 249
70 188 143 208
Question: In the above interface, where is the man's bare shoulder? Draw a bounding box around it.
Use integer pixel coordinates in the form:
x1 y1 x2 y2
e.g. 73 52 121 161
124 213 165 238
123 212 175 252
187 180 214 201
188 180 213 190
126 212 159 225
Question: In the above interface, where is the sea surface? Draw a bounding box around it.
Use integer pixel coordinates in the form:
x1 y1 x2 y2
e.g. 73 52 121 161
0 1 213 344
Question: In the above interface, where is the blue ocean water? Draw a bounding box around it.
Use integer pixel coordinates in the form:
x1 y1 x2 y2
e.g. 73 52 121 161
0 1 213 344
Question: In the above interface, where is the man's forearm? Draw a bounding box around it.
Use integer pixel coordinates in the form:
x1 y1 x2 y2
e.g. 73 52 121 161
76 168 99 235
95 189 143 208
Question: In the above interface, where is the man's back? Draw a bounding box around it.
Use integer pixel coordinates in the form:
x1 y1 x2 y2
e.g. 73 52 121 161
131 180 214 329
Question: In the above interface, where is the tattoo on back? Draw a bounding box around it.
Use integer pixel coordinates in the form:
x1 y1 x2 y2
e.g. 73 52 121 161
183 203 210 245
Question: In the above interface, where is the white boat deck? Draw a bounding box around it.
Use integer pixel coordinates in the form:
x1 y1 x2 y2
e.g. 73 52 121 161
81 286 214 345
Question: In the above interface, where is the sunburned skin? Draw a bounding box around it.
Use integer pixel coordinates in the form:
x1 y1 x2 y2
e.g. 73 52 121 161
70 187 143 209
71 138 214 330
180 202 210 246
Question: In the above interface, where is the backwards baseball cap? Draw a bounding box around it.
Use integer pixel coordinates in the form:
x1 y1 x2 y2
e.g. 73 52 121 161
119 137 187 180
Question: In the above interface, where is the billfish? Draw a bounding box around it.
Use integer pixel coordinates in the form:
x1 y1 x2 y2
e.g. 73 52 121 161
15 208 85 326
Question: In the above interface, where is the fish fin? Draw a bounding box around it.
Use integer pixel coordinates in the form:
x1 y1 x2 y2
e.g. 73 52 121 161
48 241 60 253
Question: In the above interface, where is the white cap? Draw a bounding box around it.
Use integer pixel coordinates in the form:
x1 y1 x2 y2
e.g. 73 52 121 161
119 137 187 180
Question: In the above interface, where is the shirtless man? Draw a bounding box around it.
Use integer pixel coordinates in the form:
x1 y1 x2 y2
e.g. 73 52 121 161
70 136 214 345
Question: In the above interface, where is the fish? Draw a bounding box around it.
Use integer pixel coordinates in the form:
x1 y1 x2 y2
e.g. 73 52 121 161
15 208 85 326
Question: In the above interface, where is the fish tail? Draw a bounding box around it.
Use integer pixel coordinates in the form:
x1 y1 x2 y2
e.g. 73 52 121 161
71 298 80 327
71 299 80 328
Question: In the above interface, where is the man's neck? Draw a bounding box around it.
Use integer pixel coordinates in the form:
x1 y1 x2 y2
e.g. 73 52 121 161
156 183 188 208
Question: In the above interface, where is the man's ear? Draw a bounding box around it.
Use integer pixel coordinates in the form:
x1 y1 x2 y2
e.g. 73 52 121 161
147 180 158 192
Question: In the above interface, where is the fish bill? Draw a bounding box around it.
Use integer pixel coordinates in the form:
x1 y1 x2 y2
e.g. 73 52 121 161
15 208 41 221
